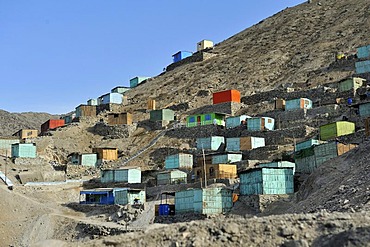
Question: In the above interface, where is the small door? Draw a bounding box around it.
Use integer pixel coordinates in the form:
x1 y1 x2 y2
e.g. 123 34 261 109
197 116 201 125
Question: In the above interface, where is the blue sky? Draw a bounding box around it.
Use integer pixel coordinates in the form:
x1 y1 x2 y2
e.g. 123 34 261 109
0 0 305 114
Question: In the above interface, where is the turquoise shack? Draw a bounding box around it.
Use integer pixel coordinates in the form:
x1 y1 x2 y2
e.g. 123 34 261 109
240 167 294 195
101 167 141 184
256 161 296 174
175 187 233 215
226 115 251 129
186 113 225 127
285 98 312 111
247 117 275 131
11 143 37 158
196 136 225 151
165 153 193 170
157 170 188 185
130 76 150 88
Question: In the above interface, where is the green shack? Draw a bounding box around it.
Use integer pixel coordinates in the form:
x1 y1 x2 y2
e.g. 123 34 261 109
186 113 225 127
338 77 365 93
319 121 355 141
150 109 175 121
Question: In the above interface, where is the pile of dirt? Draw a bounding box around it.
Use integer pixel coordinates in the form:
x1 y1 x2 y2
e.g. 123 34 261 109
63 211 370 247
287 139 370 214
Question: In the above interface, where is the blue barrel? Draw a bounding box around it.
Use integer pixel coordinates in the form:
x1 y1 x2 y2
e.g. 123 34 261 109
159 204 170 216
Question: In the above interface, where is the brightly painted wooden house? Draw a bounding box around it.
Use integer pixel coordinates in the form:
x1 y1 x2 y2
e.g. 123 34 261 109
319 121 355 141
240 167 294 195
41 119 65 134
172 51 193 63
186 113 225 127
213 89 241 104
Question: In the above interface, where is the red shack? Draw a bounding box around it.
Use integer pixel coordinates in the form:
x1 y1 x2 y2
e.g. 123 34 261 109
213 89 241 104
41 119 65 134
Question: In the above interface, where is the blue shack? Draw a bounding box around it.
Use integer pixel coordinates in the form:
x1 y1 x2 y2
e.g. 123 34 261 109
239 167 294 195
357 45 370 59
79 188 146 205
130 76 150 88
172 51 193 63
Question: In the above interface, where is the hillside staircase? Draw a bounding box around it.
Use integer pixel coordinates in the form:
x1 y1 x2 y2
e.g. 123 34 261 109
120 129 167 166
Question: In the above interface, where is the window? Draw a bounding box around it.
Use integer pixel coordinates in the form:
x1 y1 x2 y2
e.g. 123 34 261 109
189 117 195 123
114 114 119 118
205 114 211 121
209 167 215 177
268 119 272 123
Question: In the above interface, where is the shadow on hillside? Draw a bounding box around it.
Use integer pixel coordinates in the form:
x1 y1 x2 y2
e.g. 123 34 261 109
63 202 120 218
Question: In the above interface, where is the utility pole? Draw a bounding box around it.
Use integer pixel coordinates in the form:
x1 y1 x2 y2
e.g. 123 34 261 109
202 144 207 188
5 150 7 179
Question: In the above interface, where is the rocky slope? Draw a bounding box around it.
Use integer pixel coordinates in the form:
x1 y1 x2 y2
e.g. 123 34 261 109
121 0 370 120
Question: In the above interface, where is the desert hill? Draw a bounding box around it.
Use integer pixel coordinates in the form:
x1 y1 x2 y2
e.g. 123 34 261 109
0 110 58 136
1 0 370 246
